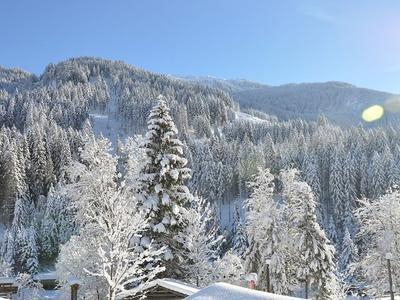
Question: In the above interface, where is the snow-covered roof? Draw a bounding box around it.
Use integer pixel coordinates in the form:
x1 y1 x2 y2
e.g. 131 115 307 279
0 272 58 285
185 282 301 300
0 277 14 285
34 272 57 281
146 278 199 296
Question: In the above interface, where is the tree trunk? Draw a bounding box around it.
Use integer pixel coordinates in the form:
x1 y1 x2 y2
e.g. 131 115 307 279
387 259 394 300
266 264 271 292
305 276 309 299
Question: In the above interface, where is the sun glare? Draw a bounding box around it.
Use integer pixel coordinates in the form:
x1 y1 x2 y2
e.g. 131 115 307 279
362 105 384 122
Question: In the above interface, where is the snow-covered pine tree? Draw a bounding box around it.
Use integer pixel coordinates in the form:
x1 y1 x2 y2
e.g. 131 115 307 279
27 125 48 199
342 152 357 233
282 169 336 299
2 137 29 224
326 216 338 246
245 168 291 294
302 152 323 224
116 136 145 189
352 191 400 297
39 184 75 260
0 255 13 276
213 250 245 285
15 272 44 300
1 192 39 274
329 149 346 232
57 137 164 300
339 227 358 284
302 152 321 202
367 151 386 199
231 204 248 258
263 133 278 172
137 96 192 276
23 226 39 274
388 145 400 188
382 145 393 191
8 225 39 275
177 196 223 287
238 135 264 197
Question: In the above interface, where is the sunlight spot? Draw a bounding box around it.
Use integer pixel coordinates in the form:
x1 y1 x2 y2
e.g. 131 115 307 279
362 105 384 122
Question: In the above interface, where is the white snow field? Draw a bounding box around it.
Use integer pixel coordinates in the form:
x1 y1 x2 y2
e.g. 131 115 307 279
185 282 301 300
89 83 128 148
234 111 267 123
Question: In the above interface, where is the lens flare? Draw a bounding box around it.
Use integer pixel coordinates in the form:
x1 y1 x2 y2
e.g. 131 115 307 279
362 105 384 122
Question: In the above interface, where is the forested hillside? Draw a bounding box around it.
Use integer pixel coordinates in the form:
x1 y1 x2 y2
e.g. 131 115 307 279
1 57 400 297
187 77 400 126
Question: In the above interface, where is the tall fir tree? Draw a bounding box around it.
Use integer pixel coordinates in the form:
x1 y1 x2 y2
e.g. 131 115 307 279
368 151 386 199
342 152 357 235
1 197 39 274
302 152 323 224
177 196 223 287
137 96 193 276
282 170 336 299
39 184 76 260
339 227 359 284
352 191 400 296
329 149 346 231
231 204 248 258
246 168 291 294
326 215 338 246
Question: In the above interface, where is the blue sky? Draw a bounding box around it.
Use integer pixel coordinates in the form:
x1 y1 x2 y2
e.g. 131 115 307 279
1 0 400 93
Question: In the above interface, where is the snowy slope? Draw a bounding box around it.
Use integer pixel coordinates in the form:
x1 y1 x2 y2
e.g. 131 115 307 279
234 111 267 123
88 79 128 147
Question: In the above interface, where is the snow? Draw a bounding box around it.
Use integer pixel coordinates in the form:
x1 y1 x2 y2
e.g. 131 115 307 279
153 223 166 233
185 282 301 300
0 272 58 285
217 199 237 230
0 276 14 284
34 272 57 281
0 272 56 285
145 278 199 296
89 110 125 148
88 84 127 148
36 289 69 299
234 111 267 123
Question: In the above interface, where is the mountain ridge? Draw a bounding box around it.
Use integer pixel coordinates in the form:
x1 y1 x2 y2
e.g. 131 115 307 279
1 58 399 127
180 75 398 126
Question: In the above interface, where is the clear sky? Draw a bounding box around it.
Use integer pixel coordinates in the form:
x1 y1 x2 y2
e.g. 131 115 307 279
1 0 400 93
